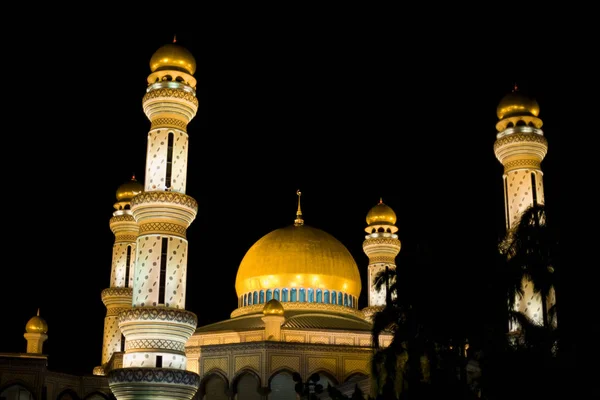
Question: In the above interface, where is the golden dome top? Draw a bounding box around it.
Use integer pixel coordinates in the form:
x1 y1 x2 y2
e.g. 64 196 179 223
116 176 143 202
25 310 48 334
366 199 397 226
235 224 361 299
263 299 285 316
150 42 196 75
496 88 540 119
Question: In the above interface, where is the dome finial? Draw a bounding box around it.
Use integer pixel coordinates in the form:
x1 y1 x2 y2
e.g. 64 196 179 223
173 34 177 43
37 308 40 317
513 82 518 92
294 189 304 226
379 197 383 204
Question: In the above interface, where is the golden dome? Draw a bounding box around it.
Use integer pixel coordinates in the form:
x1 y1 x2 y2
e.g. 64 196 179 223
116 176 143 202
366 199 397 226
25 311 48 334
263 299 285 316
235 224 361 299
497 90 540 119
150 43 196 75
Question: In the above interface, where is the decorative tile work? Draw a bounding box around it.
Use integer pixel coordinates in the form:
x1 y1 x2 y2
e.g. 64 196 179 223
119 307 197 325
309 336 329 344
244 335 263 342
151 118 188 130
203 357 228 375
142 88 199 107
139 222 187 238
343 359 369 376
234 355 260 374
285 335 306 343
307 357 337 376
126 339 185 352
270 355 300 372
335 337 354 345
108 367 199 386
131 191 198 211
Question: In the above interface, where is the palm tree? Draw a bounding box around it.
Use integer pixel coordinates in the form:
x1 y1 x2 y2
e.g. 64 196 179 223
499 203 559 329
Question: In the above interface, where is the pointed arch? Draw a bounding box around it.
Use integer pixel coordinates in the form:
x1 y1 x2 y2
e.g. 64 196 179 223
56 388 81 400
307 369 339 387
0 381 38 400
344 372 368 383
198 369 229 399
232 368 262 399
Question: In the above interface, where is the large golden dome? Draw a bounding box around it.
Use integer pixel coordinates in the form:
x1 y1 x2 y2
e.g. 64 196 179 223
116 176 143 202
25 311 48 334
150 43 196 75
497 90 540 119
235 224 361 299
366 200 396 226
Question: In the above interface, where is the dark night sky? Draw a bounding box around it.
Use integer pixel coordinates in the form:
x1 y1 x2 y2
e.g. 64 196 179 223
0 22 568 376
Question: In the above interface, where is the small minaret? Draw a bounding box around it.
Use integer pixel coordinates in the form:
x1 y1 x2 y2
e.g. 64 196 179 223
108 40 200 400
494 85 555 330
94 176 142 376
262 299 286 341
24 309 48 354
362 199 401 321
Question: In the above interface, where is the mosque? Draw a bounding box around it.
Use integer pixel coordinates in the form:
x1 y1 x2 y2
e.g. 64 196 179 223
0 40 551 400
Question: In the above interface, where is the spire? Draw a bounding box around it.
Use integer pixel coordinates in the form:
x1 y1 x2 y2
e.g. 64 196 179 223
173 34 177 43
379 197 383 204
513 82 518 92
294 189 304 226
37 308 40 317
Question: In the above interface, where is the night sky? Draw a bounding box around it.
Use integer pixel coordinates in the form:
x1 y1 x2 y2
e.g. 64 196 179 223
0 25 566 376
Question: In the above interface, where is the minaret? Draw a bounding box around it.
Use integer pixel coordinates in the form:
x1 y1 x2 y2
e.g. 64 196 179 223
24 309 48 354
494 85 554 330
362 199 401 321
94 176 143 376
108 40 200 400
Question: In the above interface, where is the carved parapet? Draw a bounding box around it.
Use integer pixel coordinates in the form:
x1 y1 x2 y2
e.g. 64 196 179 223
102 287 133 310
131 191 198 228
494 133 548 172
231 302 365 319
110 214 139 240
142 87 198 125
108 367 199 400
362 237 401 261
119 307 198 346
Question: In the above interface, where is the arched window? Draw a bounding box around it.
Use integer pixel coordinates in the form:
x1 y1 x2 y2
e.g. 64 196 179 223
274 288 280 300
259 290 265 304
125 245 132 288
243 294 247 306
166 132 174 189
235 372 261 400
324 290 330 304
253 291 258 304
290 288 297 302
0 384 35 400
203 374 228 400
308 288 314 302
266 289 273 302
269 371 296 400
299 288 306 302
316 289 322 303
338 292 343 305
531 172 538 205
344 293 349 307
57 389 79 400
331 291 337 305
282 288 288 302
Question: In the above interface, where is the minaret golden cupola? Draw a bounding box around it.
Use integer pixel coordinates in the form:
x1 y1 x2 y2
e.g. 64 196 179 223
493 85 554 330
94 176 142 376
107 39 200 400
24 309 48 354
233 191 362 318
362 199 401 320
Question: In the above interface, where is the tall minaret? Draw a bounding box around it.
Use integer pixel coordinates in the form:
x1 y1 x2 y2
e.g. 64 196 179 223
493 85 554 330
94 176 142 376
108 40 200 400
362 199 401 321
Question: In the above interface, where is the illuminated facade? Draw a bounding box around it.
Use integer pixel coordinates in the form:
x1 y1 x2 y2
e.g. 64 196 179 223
106 40 201 400
185 193 393 399
494 86 556 330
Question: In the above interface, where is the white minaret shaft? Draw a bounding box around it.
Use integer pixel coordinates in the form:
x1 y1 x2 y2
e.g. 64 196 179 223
494 88 555 330
94 177 142 376
108 42 201 400
362 200 401 320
